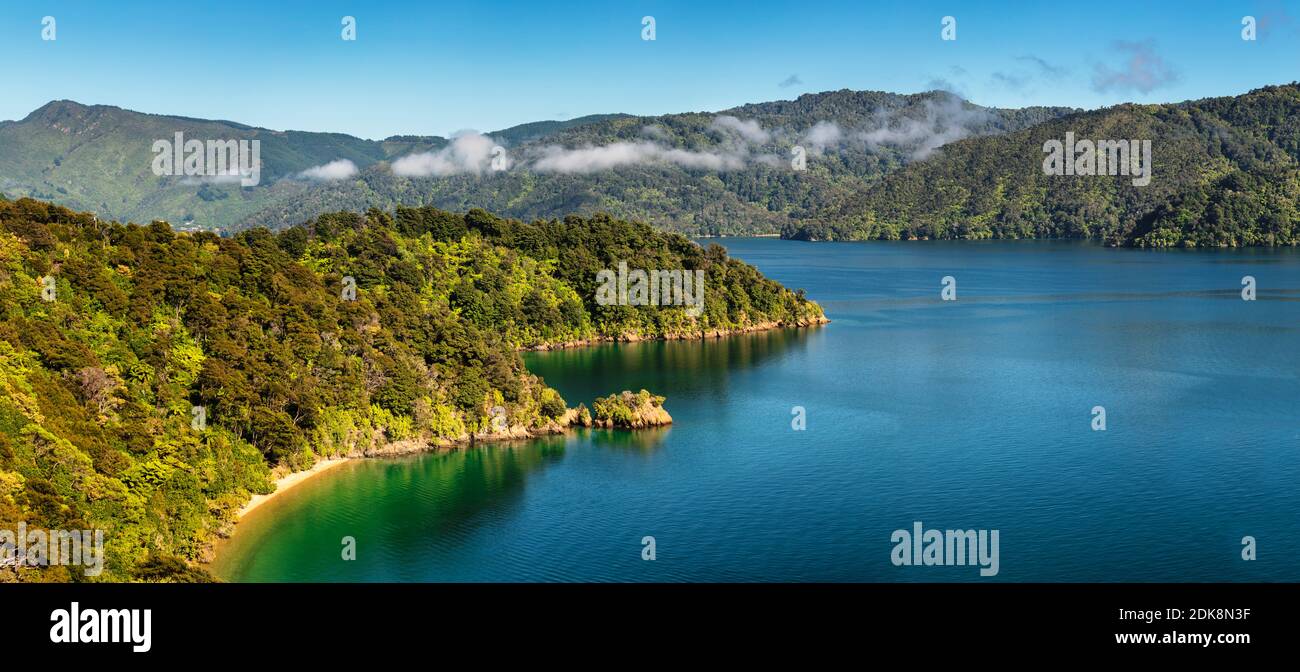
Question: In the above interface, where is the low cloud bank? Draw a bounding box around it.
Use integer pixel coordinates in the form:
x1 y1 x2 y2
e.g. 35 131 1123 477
802 95 993 159
387 100 995 176
532 141 745 173
709 115 771 144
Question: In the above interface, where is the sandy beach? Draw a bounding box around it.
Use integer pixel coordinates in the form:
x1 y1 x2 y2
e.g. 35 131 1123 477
236 457 353 520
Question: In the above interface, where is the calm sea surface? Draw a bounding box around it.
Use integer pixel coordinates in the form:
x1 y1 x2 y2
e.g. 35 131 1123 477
213 239 1300 581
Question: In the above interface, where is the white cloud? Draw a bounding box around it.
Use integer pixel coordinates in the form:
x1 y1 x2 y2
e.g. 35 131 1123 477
523 115 776 173
392 131 502 177
178 165 250 186
803 121 844 152
709 115 771 144
383 102 990 178
531 141 744 173
299 158 358 181
855 95 991 159
703 95 993 163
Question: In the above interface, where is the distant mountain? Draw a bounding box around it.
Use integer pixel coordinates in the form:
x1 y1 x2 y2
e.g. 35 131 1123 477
0 93 1075 235
0 100 417 229
788 84 1300 247
0 103 623 230
231 91 1076 234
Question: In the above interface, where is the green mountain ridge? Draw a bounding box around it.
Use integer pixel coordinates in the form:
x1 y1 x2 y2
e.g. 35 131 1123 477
242 90 1074 235
0 100 402 231
11 86 1293 247
786 83 1300 247
0 92 1075 236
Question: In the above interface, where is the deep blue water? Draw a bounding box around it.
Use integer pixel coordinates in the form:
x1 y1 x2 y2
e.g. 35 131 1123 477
214 239 1300 582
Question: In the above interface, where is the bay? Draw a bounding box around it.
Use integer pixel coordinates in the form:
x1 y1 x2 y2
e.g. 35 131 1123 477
213 239 1300 582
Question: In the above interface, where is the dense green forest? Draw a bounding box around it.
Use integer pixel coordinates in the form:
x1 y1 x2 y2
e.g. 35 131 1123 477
0 196 823 581
786 84 1300 247
591 390 672 429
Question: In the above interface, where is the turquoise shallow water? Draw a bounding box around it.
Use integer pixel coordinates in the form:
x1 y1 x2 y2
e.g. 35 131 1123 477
214 239 1300 582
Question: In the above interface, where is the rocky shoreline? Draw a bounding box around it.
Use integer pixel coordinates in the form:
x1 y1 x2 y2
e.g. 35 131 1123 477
591 390 673 429
301 319 822 462
522 316 830 351
212 408 590 557
213 318 825 557
297 391 674 464
213 402 665 555
208 393 677 567
333 407 583 459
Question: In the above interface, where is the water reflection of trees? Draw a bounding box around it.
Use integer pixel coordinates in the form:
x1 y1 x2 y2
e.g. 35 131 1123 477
583 426 671 454
525 327 820 404
341 439 568 568
338 431 669 577
362 430 668 553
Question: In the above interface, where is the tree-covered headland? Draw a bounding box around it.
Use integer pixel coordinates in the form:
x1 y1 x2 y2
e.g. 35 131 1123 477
0 197 824 581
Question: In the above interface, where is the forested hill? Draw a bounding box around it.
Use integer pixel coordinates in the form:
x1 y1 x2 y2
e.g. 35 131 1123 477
0 100 449 231
0 196 824 581
0 92 1075 236
487 113 635 146
786 84 1300 247
237 90 1074 235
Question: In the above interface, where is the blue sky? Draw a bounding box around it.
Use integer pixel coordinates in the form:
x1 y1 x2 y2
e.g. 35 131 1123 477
2 0 1297 139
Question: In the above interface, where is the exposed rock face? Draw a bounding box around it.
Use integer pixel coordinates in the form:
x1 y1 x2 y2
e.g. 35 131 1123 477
339 420 566 458
591 390 673 429
321 393 669 461
563 405 593 428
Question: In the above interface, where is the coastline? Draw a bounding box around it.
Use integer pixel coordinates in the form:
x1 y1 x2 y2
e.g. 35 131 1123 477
230 424 565 523
215 318 825 557
210 429 560 570
234 319 829 513
226 399 638 525
236 457 353 520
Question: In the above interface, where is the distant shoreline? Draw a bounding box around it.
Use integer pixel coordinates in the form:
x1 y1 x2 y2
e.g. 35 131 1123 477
521 318 829 351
